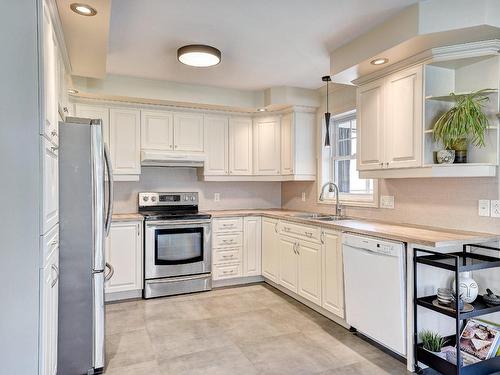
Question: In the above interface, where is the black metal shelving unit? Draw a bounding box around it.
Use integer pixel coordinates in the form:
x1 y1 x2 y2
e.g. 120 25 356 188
414 244 500 375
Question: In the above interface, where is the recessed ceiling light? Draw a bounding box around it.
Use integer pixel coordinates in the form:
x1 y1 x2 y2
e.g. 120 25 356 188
370 58 389 66
68 88 79 95
257 108 267 112
177 45 221 67
70 3 97 16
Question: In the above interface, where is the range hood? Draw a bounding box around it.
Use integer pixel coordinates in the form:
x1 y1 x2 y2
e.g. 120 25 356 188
141 150 205 167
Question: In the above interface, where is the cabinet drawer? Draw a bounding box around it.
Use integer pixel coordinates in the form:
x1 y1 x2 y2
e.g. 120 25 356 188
42 224 59 267
213 248 241 265
213 232 243 248
213 263 242 280
213 217 243 233
280 221 321 242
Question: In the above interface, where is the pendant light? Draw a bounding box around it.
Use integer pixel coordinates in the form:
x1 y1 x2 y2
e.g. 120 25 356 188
322 75 332 147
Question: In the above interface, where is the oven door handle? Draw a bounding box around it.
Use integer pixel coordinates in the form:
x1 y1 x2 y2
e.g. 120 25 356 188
146 219 212 228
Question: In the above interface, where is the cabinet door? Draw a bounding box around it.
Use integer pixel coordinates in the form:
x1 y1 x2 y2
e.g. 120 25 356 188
280 113 294 174
357 79 384 170
109 108 141 176
75 104 110 146
173 112 204 152
42 2 57 144
279 236 298 293
243 217 261 277
261 218 280 282
385 66 423 169
253 117 281 175
321 230 344 317
229 117 253 175
105 222 143 294
42 137 58 234
141 110 174 151
297 240 322 305
204 115 229 175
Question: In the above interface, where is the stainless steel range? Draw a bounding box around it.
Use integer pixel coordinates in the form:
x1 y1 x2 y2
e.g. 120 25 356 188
139 192 212 299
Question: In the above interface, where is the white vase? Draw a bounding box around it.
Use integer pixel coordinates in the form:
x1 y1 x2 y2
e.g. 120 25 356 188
452 272 478 303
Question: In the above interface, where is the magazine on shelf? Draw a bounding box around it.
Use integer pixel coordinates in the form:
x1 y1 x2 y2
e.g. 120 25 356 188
459 319 500 364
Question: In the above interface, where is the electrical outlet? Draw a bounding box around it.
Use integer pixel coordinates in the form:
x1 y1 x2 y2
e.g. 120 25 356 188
380 195 395 209
214 193 220 202
491 200 500 218
301 192 306 202
478 200 490 217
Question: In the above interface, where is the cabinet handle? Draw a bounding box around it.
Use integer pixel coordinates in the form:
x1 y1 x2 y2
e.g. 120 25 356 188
296 243 300 255
50 240 58 249
380 162 383 167
50 146 59 152
284 227 290 232
320 232 325 244
304 231 313 238
274 222 278 233
386 162 389 166
51 131 58 137
51 264 59 287
105 262 114 281
222 270 235 275
174 145 178 149
221 255 234 259
63 107 68 113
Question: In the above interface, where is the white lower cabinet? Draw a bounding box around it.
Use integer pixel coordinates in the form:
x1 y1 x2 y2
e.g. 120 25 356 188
278 236 299 292
40 225 59 375
297 240 322 305
261 218 280 282
243 217 261 277
321 229 345 318
42 138 58 234
104 221 143 297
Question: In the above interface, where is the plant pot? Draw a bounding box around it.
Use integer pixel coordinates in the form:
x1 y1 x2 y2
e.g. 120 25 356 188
436 150 455 164
452 138 468 163
424 348 447 359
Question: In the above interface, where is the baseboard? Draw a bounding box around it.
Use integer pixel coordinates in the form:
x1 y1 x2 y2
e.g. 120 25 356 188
105 289 142 302
262 278 350 329
213 275 264 288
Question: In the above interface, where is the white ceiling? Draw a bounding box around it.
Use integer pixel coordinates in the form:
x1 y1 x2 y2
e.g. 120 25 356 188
106 0 417 90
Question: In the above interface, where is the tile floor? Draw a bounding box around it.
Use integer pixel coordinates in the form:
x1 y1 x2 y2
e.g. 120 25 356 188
104 283 411 375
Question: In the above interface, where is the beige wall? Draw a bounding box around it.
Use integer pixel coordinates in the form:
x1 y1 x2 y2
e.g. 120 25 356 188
282 84 500 234
113 167 281 213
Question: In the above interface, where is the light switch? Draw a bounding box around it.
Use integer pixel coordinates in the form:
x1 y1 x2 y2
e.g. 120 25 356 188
214 193 220 202
478 200 490 217
491 200 500 218
380 195 395 209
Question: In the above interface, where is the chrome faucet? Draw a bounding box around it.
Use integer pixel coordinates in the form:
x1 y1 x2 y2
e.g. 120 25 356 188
319 182 342 217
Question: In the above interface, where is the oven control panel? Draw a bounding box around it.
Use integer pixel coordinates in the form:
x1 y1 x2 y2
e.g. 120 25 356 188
139 192 198 207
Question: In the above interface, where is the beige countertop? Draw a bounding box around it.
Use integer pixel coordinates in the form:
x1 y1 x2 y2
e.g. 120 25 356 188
112 213 144 222
207 209 499 247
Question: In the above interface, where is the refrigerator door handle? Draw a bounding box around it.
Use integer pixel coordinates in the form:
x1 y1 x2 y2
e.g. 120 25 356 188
105 262 114 281
104 143 114 236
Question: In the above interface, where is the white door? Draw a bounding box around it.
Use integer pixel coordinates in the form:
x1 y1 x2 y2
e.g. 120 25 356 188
321 229 344 318
280 113 294 175
109 108 141 176
279 236 298 293
229 117 253 175
253 117 281 175
297 240 322 305
42 138 58 234
141 110 174 151
357 78 385 170
105 222 143 294
261 218 280 282
385 66 423 169
243 217 261 277
173 112 204 152
74 104 110 146
204 115 229 175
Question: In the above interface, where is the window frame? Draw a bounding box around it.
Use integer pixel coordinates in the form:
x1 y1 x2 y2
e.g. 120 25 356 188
317 109 379 208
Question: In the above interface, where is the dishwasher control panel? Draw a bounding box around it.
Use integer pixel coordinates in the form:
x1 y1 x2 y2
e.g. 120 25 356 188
342 233 404 257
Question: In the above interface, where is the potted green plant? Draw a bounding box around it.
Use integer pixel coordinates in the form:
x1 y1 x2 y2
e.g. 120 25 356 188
420 330 448 358
433 89 494 163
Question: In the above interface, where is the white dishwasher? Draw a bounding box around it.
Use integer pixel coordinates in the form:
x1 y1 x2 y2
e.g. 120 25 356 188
343 233 406 356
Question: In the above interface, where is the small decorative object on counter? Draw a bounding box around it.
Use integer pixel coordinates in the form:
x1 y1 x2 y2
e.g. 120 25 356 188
436 149 456 164
483 289 500 307
437 287 453 305
420 330 448 359
452 271 479 303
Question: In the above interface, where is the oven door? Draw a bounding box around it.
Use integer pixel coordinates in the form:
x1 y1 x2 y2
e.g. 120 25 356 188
145 219 212 279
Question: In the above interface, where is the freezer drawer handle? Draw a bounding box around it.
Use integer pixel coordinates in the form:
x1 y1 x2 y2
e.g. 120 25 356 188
105 262 114 281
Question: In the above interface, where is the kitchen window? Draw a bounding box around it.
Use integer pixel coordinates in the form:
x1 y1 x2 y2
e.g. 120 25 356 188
319 110 377 206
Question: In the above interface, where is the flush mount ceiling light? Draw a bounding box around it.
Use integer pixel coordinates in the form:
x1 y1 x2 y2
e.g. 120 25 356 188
177 45 221 67
70 3 97 16
68 88 79 95
370 58 389 66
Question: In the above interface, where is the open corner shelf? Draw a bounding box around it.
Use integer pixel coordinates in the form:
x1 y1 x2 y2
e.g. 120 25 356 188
425 90 498 102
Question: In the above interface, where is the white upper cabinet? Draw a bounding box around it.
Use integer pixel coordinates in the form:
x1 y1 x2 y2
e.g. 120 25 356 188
229 117 253 175
42 137 59 234
243 217 262 277
357 78 385 171
141 110 174 151
42 2 57 145
204 115 229 175
74 104 110 146
253 116 281 175
109 108 141 179
280 113 294 174
261 218 280 283
173 112 204 152
385 65 423 169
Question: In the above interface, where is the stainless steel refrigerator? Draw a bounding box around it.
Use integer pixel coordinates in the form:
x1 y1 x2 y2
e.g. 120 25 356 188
58 117 114 375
